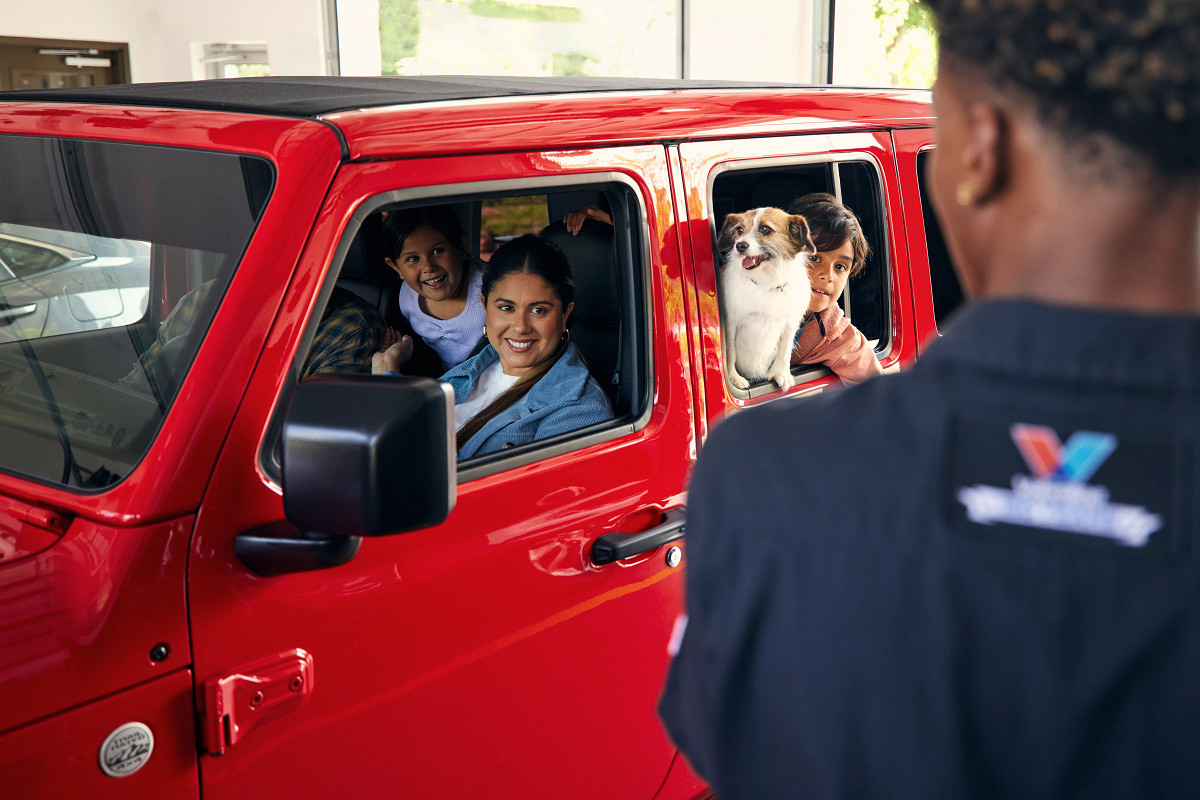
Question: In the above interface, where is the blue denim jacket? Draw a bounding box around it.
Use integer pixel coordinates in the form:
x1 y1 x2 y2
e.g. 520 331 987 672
443 342 613 459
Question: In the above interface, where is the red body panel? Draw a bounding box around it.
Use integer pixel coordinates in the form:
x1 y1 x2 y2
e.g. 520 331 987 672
2 669 199 798
893 126 942 353
327 88 932 160
0 513 192 733
0 87 937 798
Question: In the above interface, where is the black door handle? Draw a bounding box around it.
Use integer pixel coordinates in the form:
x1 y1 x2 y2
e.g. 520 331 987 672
235 521 361 577
591 507 686 566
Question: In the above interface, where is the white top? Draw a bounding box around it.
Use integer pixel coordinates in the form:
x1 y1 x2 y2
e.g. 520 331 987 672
397 261 486 370
453 359 520 431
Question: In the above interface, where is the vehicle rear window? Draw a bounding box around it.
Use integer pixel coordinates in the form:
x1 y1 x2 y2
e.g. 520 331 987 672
0 135 273 489
916 150 963 327
711 158 891 396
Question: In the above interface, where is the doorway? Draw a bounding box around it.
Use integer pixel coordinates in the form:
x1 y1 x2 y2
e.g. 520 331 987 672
0 37 130 91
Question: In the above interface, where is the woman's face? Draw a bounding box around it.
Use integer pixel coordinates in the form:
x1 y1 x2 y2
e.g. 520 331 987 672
385 224 467 302
806 238 854 314
483 270 573 377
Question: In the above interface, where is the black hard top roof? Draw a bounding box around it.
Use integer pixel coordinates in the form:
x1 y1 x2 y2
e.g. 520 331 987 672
0 75 808 118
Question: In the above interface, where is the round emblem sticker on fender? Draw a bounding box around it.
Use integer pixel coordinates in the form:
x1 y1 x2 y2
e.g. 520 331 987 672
99 722 154 778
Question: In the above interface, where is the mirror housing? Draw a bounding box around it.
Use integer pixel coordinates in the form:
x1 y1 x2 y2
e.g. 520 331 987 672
282 375 456 536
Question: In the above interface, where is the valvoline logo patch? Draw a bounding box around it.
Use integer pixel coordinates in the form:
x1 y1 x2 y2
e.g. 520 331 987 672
1010 424 1116 483
951 415 1173 551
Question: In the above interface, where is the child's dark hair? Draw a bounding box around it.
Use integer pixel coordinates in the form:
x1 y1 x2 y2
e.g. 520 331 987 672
786 193 871 278
381 204 468 262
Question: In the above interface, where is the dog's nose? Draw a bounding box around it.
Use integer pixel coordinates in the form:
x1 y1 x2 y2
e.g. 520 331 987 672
735 241 748 253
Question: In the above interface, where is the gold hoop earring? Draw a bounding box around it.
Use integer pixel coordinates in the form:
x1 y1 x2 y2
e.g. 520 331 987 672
561 329 571 343
956 183 974 206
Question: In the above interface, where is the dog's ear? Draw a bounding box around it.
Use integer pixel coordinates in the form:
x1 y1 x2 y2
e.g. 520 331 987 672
788 214 816 254
716 213 744 253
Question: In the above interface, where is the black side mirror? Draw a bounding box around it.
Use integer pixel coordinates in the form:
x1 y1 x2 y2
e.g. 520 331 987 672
281 375 456 536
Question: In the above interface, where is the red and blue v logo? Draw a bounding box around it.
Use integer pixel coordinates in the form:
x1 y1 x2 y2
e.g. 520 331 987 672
1010 424 1117 483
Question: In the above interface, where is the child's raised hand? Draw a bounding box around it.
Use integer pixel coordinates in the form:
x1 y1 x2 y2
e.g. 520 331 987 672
371 328 414 374
564 204 612 235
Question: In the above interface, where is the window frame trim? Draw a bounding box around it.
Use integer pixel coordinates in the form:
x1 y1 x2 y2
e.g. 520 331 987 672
259 170 655 488
705 150 895 400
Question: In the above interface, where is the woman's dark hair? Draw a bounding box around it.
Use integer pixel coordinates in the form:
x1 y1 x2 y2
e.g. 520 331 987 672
381 204 468 262
922 0 1200 177
786 192 871 278
456 234 577 453
480 234 575 309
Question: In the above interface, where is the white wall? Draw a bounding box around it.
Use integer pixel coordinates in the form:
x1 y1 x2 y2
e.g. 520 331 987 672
6 0 329 83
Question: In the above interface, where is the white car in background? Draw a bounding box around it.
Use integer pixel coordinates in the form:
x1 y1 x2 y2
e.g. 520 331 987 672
0 224 150 342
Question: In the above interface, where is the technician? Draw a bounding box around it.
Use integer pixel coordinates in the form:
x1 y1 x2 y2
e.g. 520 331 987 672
660 1 1200 797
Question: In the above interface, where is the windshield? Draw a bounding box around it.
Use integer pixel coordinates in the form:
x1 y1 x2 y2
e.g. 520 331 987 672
0 135 273 489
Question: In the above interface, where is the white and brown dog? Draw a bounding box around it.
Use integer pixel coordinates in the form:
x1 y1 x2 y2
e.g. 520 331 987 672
717 207 815 391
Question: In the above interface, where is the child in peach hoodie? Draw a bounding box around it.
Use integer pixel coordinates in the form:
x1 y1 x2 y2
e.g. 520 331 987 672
788 192 883 385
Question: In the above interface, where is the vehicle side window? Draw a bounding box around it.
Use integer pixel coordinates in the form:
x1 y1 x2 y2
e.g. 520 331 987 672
710 159 891 396
0 135 272 489
916 150 964 327
300 181 647 477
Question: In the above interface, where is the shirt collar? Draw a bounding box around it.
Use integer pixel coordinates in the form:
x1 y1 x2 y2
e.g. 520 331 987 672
923 299 1200 390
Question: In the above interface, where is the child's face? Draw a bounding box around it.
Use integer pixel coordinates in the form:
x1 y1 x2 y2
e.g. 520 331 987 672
385 224 467 304
806 237 854 315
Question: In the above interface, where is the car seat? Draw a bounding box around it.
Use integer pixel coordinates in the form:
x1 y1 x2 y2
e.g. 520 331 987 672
538 218 621 411
336 214 399 323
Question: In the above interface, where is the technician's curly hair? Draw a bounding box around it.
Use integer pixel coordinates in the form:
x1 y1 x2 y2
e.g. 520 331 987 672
922 0 1200 176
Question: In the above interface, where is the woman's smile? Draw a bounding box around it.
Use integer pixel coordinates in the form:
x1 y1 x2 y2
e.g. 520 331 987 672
505 337 536 353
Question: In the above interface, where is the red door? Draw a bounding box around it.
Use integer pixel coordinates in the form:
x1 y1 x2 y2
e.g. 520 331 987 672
677 131 920 429
186 146 698 798
892 126 946 351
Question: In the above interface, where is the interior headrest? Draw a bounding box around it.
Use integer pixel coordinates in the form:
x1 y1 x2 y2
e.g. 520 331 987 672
341 214 394 283
539 218 618 320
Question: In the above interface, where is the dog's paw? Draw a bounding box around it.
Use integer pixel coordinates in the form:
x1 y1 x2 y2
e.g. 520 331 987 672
770 369 794 391
728 371 750 390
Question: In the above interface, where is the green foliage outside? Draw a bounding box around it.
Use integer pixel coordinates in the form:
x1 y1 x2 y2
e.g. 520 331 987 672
468 0 582 23
484 196 549 237
235 64 271 78
552 51 594 77
380 0 420 76
873 0 938 88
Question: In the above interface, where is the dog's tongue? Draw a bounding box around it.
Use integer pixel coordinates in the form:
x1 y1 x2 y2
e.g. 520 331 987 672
741 256 756 269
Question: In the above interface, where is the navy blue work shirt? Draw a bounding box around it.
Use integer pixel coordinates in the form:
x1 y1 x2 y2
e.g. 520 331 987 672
660 299 1200 799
